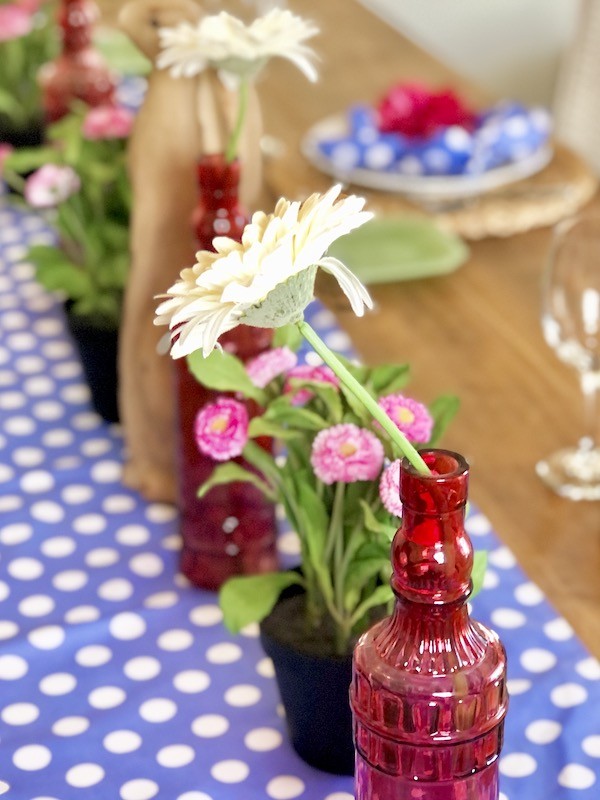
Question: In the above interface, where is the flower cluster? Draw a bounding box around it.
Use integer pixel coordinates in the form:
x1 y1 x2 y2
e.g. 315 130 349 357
5 103 133 324
377 82 476 138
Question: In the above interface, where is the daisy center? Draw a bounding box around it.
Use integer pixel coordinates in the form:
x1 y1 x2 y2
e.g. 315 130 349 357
396 407 415 425
339 442 358 458
209 416 228 433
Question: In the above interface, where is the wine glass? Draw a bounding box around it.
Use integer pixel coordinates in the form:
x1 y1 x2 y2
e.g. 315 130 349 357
536 211 600 500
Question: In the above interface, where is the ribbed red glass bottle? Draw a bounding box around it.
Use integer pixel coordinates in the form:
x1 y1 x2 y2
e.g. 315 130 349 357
39 0 116 123
351 449 508 800
176 153 278 591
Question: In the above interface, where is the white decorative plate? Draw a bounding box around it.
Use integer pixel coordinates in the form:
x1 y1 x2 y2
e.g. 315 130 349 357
301 115 553 203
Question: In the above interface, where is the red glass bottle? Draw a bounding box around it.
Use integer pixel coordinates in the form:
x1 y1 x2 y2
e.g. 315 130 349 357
176 153 278 591
39 0 116 123
351 449 508 800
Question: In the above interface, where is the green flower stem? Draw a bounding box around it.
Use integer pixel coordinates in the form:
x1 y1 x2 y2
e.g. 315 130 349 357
225 78 249 164
297 320 431 475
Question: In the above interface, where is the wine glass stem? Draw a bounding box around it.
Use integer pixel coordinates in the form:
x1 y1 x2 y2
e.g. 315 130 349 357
579 370 600 451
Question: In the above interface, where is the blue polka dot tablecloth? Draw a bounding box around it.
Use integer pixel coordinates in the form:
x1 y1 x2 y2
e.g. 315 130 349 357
0 201 599 800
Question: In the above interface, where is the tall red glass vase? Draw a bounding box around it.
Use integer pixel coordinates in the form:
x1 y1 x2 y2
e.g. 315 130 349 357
176 153 278 591
352 449 508 800
39 0 116 123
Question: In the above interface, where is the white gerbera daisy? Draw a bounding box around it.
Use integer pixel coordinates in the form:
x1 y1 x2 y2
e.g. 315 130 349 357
157 8 319 83
154 185 373 359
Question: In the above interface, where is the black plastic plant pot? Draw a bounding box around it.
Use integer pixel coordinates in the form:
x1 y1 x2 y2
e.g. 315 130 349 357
64 304 119 423
259 593 355 776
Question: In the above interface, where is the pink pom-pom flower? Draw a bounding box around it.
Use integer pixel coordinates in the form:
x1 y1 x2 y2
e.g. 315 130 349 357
0 4 32 41
284 364 340 406
379 459 403 517
194 398 249 461
246 346 297 388
82 105 135 140
378 393 433 443
24 164 81 208
311 423 384 485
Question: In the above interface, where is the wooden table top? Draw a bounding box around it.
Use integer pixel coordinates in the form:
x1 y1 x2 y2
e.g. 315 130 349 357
96 0 600 656
258 0 600 657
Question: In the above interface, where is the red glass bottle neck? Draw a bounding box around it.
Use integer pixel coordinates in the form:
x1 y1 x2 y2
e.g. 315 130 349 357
391 449 473 605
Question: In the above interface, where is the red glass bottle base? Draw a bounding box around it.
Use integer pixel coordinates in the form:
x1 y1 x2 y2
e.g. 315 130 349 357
180 539 278 592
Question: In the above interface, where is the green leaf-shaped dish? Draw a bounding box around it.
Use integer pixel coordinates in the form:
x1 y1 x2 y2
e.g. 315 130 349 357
328 217 469 285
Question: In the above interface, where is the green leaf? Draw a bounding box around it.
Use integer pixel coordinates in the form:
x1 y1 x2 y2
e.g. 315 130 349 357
242 440 280 485
263 397 327 431
4 147 61 173
197 461 276 501
27 245 92 299
350 584 394 627
186 348 266 404
297 480 328 564
360 500 399 540
369 363 411 395
293 379 343 424
470 550 487 600
0 87 25 121
219 571 304 633
428 394 460 447
344 552 391 612
272 323 303 352
247 417 301 441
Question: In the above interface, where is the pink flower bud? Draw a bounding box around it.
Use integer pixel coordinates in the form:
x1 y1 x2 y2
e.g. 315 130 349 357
246 346 297 388
24 165 81 208
379 459 403 517
194 398 249 461
377 393 433 444
311 423 384 484
82 105 134 141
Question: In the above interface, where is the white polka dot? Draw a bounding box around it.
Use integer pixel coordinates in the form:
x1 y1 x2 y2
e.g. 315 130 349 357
488 546 516 569
256 657 275 678
190 605 223 627
173 670 210 694
525 719 562 744
34 318 62 336
245 728 283 752
0 464 15 484
60 483 95 504
2 702 39 725
2 310 28 330
161 534 181 551
91 460 121 483
39 673 76 696
206 643 242 664
583 735 600 758
60 384 90 404
558 764 596 790
146 503 177 523
65 763 105 788
32 400 64 421
277 531 301 556
13 744 52 771
52 716 90 736
86 548 119 568
266 776 305 799
224 684 262 707
144 591 178 609
20 470 54 493
110 612 146 640
52 361 81 379
76 645 113 667
0 391 25 410
499 752 537 777
0 523 32 545
174 573 192 588
80 438 112 457
104 730 143 754
41 537 76 558
240 622 259 638
506 678 532 696
490 608 526 629
8 557 44 580
88 686 126 709
12 446 45 467
98 578 134 601
551 682 588 708
0 621 18 640
30 501 64 523
191 714 229 738
42 429 74 448
0 654 28 680
72 412 101 430
0 495 22 512
0 581 9 602
157 629 193 651
129 553 164 578
103 495 136 514
514 582 544 606
124 656 161 681
304 351 323 367
211 759 249 784
544 618 574 641
324 794 354 800
73 514 106 534
24 376 55 396
120 779 159 800
29 625 65 650
65 605 100 624
116 525 151 546
157 745 195 768
520 648 556 673
53 570 88 592
19 595 55 618
15 356 44 374
139 698 177 723
176 794 212 800
576 657 600 680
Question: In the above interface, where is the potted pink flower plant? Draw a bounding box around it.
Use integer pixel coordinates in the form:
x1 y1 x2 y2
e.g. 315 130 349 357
155 185 486 774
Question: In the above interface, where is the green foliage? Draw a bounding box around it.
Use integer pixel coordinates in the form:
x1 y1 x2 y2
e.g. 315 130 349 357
187 349 266 404
220 571 305 634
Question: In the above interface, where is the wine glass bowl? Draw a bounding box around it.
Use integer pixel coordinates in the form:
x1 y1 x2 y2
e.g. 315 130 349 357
536 212 600 500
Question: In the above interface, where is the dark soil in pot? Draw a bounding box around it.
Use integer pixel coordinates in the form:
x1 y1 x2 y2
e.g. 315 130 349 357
64 305 119 423
260 593 356 776
0 115 45 149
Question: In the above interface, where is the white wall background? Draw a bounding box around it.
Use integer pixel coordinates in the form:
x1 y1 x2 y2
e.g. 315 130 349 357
359 0 580 107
